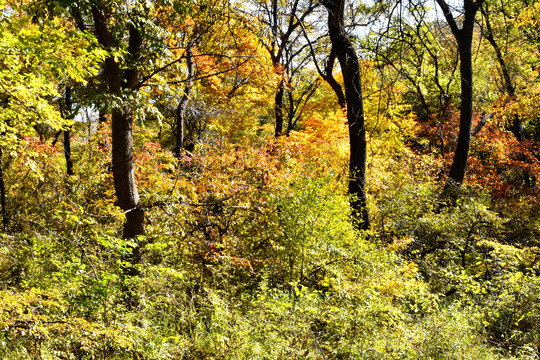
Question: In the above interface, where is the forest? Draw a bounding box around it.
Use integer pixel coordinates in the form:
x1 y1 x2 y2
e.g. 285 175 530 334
0 0 539 358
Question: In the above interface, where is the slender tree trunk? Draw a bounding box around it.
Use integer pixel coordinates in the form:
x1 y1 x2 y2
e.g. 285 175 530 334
64 130 73 175
174 46 194 157
92 6 145 298
286 91 294 135
322 0 369 230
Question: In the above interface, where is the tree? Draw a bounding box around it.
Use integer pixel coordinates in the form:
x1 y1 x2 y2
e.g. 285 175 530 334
321 0 369 229
435 0 485 191
480 2 525 141
57 87 74 175
298 15 346 110
364 2 460 159
250 0 319 136
0 0 103 230
90 3 145 286
174 45 194 156
144 0 269 152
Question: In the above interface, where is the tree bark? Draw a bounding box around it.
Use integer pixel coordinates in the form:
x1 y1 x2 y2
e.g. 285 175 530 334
446 37 474 188
322 0 369 230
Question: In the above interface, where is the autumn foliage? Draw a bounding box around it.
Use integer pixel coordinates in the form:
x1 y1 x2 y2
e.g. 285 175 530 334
0 0 539 359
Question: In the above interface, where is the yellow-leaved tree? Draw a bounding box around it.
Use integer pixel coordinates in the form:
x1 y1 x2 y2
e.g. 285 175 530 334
0 0 104 229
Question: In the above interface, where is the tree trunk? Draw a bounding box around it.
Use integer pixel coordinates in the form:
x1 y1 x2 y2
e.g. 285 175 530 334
111 107 144 240
436 0 484 192
286 90 294 135
63 130 73 175
322 0 369 230
446 40 474 188
92 5 144 241
174 46 194 157
275 81 285 137
92 4 144 308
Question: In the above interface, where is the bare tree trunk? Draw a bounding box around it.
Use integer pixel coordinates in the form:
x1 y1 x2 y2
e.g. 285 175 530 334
322 0 369 230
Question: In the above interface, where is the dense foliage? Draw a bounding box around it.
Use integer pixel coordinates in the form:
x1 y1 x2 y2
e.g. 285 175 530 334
0 0 538 359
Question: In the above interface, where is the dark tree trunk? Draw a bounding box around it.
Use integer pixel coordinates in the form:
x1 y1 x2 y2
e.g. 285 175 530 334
64 87 73 176
270 0 284 138
436 0 484 191
322 0 369 230
286 91 294 135
92 5 144 241
98 109 107 123
446 40 474 188
111 107 144 241
174 46 194 157
511 115 525 142
275 81 285 137
92 4 144 294
64 130 73 175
